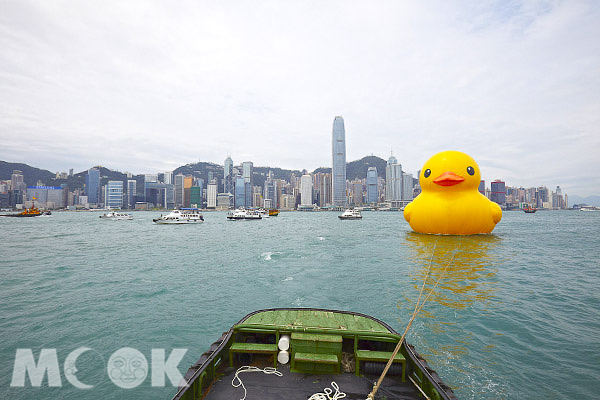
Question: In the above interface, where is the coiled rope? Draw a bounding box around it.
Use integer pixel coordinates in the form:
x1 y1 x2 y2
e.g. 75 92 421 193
232 366 283 400
309 381 347 400
367 240 458 400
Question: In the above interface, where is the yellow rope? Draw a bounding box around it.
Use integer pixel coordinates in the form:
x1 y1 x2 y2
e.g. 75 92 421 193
367 240 457 400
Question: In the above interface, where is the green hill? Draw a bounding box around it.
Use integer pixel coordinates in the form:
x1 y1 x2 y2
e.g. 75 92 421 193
313 155 387 180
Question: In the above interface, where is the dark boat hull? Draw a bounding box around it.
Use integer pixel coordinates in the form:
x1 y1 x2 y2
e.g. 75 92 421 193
172 308 456 400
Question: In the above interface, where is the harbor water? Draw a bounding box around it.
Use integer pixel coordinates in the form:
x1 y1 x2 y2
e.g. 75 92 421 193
1 210 598 399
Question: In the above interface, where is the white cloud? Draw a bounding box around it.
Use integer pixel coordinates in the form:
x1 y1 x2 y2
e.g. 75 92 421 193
1 0 599 195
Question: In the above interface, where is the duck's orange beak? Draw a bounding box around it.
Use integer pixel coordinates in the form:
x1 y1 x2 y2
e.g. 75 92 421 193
433 171 465 186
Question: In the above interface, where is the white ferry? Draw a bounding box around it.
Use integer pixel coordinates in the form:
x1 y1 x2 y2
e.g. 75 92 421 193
153 209 204 224
338 209 362 220
99 211 133 220
227 208 262 220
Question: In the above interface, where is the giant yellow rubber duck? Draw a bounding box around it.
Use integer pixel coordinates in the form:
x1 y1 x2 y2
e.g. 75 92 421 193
404 150 502 235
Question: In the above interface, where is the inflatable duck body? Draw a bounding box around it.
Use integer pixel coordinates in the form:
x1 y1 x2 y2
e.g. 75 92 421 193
404 150 502 235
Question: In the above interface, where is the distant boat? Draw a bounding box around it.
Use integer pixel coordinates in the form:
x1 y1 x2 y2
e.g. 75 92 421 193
99 211 133 220
227 208 262 220
153 209 204 224
580 206 600 212
268 209 280 216
338 209 362 220
0 198 44 217
523 205 537 213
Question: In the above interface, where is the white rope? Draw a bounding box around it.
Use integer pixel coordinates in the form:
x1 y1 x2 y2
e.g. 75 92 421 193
231 366 283 400
309 381 347 400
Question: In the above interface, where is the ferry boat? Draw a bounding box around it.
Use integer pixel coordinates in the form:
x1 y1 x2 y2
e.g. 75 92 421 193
227 208 262 220
268 209 280 216
338 209 362 220
523 205 537 213
153 209 204 224
172 308 457 400
99 211 133 220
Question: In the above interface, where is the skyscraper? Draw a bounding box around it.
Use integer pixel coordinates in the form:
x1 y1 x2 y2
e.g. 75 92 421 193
331 116 346 206
242 161 253 207
224 156 234 194
385 154 402 201
300 174 313 206
366 167 378 203
85 168 101 205
105 181 124 209
174 173 185 207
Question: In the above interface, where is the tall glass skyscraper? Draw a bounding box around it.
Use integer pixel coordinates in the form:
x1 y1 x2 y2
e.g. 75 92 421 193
366 167 378 203
85 168 100 205
331 116 346 206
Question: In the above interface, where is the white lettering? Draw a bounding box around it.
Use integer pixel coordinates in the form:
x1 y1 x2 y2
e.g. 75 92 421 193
151 348 187 387
10 349 62 387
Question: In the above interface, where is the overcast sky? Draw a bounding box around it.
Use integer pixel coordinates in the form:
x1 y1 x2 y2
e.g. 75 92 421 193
1 0 599 196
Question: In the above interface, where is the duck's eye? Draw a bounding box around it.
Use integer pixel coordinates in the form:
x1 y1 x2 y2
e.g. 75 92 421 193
424 169 431 178
467 166 475 176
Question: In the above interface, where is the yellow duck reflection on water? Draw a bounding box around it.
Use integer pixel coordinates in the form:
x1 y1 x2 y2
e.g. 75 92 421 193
401 232 502 364
403 232 500 313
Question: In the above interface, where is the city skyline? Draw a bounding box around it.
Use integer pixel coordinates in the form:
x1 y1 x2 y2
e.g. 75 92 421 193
1 2 599 196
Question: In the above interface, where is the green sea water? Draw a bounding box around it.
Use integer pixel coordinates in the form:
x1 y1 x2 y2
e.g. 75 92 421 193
1 210 598 399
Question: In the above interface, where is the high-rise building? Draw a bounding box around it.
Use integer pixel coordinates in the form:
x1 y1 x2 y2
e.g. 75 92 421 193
183 176 193 207
173 174 184 207
235 177 246 208
105 181 124 209
127 180 137 209
331 116 346 206
385 154 402 201
366 167 378 204
300 174 313 206
85 168 101 205
207 179 217 208
479 180 485 195
402 173 414 201
224 156 234 194
319 173 332 206
351 181 363 205
163 171 173 185
490 180 506 205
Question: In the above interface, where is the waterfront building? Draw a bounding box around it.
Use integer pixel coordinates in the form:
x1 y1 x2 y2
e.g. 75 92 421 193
224 156 234 195
217 193 233 209
366 167 378 203
479 180 485 195
144 182 174 209
127 180 137 209
174 173 185 208
331 116 347 206
105 181 124 209
207 179 217 208
282 194 295 210
300 174 313 206
183 175 193 207
490 180 506 205
351 181 363 205
319 173 332 207
26 186 66 209
163 171 173 185
385 154 402 202
402 173 414 201
144 174 158 183
235 176 246 208
85 168 101 205
190 186 202 208
11 170 25 192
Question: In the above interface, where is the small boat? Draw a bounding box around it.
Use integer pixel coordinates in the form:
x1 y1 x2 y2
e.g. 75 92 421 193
153 209 204 224
172 308 457 400
268 209 280 216
227 208 262 220
99 211 133 220
580 206 600 211
338 209 362 220
523 205 537 213
0 198 43 217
